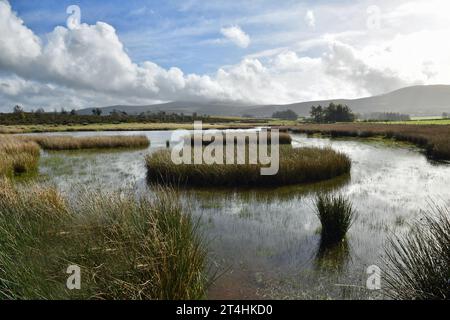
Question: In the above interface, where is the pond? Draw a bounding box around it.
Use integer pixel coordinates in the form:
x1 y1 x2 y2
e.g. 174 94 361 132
28 130 450 300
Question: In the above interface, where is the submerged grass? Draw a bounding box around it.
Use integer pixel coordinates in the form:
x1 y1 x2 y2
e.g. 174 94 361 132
0 179 208 300
384 205 450 300
290 123 450 161
315 194 355 246
146 146 351 187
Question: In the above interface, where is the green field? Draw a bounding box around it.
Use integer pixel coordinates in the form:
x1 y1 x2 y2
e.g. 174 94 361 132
367 119 450 125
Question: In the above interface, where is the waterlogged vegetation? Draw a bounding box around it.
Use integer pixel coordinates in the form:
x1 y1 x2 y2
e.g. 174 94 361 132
188 131 293 146
0 128 449 300
0 135 150 177
291 123 450 160
0 179 207 299
315 194 356 246
146 146 351 187
23 135 150 150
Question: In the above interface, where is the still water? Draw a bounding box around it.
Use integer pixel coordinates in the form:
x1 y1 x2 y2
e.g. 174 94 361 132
30 130 450 299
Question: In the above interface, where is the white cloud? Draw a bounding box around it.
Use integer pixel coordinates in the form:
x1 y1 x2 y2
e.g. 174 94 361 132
1 0 450 111
0 1 41 70
305 10 315 28
220 25 251 48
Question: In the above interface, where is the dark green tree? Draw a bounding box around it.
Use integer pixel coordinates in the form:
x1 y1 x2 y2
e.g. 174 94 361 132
272 109 298 120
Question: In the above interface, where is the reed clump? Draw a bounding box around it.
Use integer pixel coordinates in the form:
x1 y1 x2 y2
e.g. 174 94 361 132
0 135 40 176
146 146 351 187
21 135 150 150
384 205 450 300
315 194 355 246
291 123 450 160
0 179 207 300
189 132 292 146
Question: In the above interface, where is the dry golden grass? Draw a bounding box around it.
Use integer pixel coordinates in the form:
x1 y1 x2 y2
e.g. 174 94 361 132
289 123 450 160
189 131 293 146
0 135 40 176
21 135 150 150
146 145 351 187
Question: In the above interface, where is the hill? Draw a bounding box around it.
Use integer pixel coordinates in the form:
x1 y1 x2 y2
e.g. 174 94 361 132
77 85 450 117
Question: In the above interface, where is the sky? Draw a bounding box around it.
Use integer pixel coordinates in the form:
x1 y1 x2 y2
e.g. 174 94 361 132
0 0 450 111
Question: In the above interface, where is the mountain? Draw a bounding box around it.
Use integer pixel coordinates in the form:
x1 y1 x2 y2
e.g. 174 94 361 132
78 85 450 117
77 101 247 117
245 85 450 117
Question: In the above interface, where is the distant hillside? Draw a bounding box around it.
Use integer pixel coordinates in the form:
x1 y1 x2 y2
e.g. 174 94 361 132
246 85 450 117
78 85 450 117
77 101 246 117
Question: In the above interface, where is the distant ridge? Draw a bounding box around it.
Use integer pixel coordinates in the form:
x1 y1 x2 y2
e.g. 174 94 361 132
77 85 450 117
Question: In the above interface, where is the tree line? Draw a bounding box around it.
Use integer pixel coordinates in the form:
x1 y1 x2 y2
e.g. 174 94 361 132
0 105 261 125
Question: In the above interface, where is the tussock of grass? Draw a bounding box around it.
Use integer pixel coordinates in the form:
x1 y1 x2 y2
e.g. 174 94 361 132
146 146 351 187
315 194 355 246
291 123 450 160
0 136 40 176
189 132 292 146
21 135 150 150
0 179 207 300
384 205 450 300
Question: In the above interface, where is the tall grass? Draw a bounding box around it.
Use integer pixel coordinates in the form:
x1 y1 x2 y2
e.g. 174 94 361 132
0 135 40 176
0 179 208 300
290 123 450 160
189 132 292 146
146 146 351 187
384 205 450 300
315 194 355 246
21 135 150 150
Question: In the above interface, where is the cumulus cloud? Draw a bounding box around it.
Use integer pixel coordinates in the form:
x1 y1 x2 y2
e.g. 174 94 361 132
0 0 449 111
0 1 41 70
220 25 251 48
305 10 315 28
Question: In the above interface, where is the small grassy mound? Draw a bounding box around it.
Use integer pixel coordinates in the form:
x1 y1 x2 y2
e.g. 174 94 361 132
146 146 351 187
0 180 207 300
189 132 292 146
384 205 450 300
0 136 40 176
22 135 150 150
315 194 355 246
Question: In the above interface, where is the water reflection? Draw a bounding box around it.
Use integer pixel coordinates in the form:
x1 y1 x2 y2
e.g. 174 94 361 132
313 240 351 274
28 130 450 300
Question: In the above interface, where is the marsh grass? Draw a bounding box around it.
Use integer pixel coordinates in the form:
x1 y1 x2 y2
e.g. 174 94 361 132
315 194 355 246
21 135 150 150
0 135 150 177
291 123 450 160
146 146 351 187
0 136 40 176
384 205 450 300
189 132 292 146
0 179 208 300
